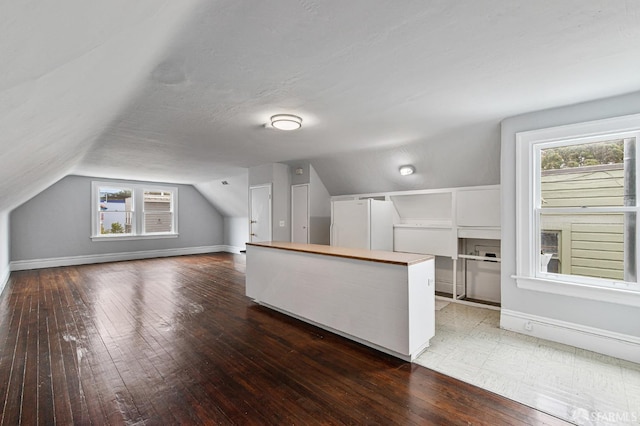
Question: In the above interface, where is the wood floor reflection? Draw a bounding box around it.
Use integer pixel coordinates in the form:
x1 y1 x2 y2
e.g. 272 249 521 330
0 253 568 425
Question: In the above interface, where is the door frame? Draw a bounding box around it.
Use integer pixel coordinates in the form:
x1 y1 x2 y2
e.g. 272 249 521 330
291 184 310 244
249 184 272 243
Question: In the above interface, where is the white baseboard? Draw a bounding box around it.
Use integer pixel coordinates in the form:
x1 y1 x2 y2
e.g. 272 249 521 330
501 309 640 364
0 263 9 296
10 245 231 271
223 245 245 254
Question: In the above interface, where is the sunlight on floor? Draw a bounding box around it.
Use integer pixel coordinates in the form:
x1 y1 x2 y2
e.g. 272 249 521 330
414 303 640 425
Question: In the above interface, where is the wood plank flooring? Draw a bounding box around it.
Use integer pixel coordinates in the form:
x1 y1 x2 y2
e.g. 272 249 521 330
0 253 568 425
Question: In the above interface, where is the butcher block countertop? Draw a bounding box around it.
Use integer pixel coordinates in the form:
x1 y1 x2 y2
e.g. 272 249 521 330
246 241 434 266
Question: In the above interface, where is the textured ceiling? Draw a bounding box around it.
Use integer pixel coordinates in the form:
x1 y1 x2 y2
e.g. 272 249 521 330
2 0 640 214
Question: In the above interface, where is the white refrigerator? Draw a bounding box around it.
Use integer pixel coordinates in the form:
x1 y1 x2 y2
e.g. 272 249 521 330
330 199 394 251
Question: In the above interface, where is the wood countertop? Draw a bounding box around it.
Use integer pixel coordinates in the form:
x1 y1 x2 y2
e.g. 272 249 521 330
246 241 434 266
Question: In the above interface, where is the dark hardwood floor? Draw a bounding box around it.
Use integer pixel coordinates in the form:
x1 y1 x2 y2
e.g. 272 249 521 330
0 253 568 425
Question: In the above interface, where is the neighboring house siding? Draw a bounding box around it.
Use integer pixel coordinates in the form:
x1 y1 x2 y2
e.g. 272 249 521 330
541 165 624 208
144 198 172 233
570 222 624 280
541 165 625 280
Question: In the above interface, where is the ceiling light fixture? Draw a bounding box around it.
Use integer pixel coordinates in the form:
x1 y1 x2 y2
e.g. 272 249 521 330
399 165 415 176
271 114 302 131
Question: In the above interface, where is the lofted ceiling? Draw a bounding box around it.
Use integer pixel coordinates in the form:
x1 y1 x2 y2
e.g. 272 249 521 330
2 0 640 215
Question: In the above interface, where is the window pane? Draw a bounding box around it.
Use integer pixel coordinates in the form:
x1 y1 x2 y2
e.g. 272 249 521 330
99 187 133 234
143 190 173 233
540 231 560 273
540 138 634 208
540 212 635 281
100 212 133 234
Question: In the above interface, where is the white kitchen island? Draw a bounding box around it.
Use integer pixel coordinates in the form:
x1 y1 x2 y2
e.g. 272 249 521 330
245 242 435 361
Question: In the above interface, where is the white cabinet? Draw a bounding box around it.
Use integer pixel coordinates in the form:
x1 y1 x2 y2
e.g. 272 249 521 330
331 184 501 308
456 188 500 227
391 191 455 257
246 242 435 361
330 199 394 250
394 226 454 257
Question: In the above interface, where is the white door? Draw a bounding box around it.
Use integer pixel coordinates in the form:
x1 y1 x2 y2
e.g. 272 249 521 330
249 185 271 243
291 184 309 243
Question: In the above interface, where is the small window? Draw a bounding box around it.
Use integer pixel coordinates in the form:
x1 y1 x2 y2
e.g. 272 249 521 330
540 230 560 274
92 181 178 241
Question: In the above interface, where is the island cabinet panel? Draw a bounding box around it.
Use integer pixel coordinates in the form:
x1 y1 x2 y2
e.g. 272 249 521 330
246 242 435 361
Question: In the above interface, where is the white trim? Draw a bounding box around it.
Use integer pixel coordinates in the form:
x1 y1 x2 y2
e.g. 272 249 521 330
501 309 640 364
0 263 10 296
516 113 640 299
90 233 179 242
516 113 640 142
513 275 640 307
223 245 245 254
92 180 178 238
330 184 500 202
10 246 230 271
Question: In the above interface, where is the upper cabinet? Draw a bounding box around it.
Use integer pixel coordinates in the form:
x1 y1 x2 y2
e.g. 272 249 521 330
456 187 500 228
390 192 452 227
332 184 501 258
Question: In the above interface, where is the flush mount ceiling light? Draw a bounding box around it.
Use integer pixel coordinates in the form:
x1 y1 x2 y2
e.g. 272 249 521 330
270 114 302 131
399 165 415 176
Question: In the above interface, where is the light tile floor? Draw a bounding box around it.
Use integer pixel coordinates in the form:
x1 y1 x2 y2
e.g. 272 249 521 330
414 302 640 425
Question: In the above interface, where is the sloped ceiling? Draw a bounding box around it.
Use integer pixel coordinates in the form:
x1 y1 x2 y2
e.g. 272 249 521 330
0 0 200 210
3 1 640 214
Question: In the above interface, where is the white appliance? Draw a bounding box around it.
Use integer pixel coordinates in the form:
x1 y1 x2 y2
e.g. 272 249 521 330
330 199 394 250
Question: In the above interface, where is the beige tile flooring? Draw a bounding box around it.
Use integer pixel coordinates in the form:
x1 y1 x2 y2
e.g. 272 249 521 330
414 302 640 425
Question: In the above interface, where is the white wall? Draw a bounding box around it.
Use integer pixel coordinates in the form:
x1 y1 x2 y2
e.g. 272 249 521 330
195 170 249 252
309 165 331 245
501 91 640 339
289 163 310 186
311 121 501 195
195 171 248 218
272 163 291 242
224 217 248 251
10 175 225 265
249 163 291 242
0 210 9 295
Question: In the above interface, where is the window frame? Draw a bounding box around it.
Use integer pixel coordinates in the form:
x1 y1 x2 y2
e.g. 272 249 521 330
515 113 640 307
91 181 179 241
142 187 177 235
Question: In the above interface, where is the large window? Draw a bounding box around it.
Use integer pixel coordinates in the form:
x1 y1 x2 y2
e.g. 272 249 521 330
92 181 178 240
516 114 640 306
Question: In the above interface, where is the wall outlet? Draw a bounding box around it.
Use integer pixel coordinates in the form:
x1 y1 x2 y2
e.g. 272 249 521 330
524 321 533 331
279 220 285 227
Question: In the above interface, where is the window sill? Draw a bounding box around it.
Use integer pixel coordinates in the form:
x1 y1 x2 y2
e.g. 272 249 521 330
512 275 640 308
91 233 179 242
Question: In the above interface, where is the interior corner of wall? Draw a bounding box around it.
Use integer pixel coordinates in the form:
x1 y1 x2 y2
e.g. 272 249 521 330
0 264 9 297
